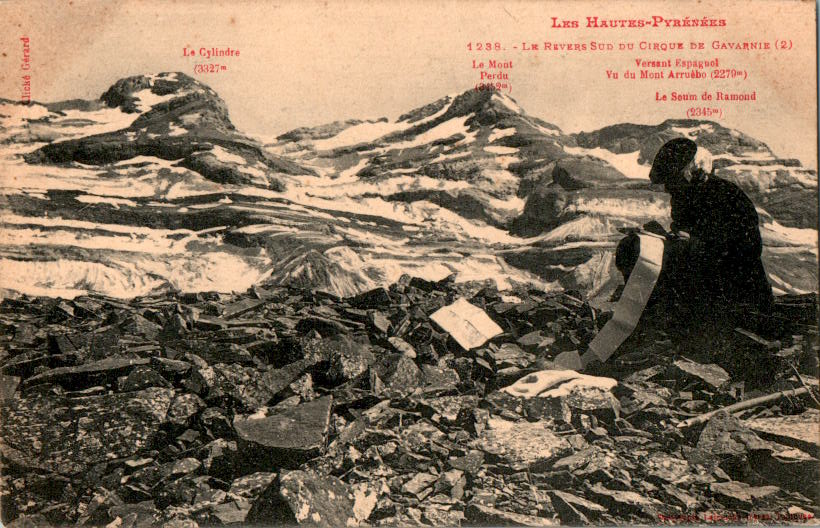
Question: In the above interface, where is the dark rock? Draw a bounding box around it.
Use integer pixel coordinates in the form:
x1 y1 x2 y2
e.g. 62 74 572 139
199 439 240 481
180 338 253 365
119 314 162 340
296 316 350 337
0 374 20 400
20 357 150 391
449 449 485 475
323 336 376 385
118 366 172 392
47 333 84 356
221 298 266 319
0 387 173 474
182 365 217 397
688 410 772 466
586 482 663 517
709 481 781 509
150 357 192 382
166 393 206 427
78 487 125 525
198 407 234 439
2 350 78 379
193 360 315 411
420 364 460 388
108 500 160 528
350 287 391 309
370 353 423 396
234 396 332 469
550 489 606 524
247 470 356 526
671 358 731 390
748 446 820 501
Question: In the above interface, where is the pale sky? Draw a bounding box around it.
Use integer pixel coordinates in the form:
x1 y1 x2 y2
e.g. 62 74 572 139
1 0 816 168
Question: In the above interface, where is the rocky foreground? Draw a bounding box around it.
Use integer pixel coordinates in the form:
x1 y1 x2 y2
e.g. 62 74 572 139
0 277 818 527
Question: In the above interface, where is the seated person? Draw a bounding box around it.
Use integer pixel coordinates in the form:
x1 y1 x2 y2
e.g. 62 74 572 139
613 138 774 360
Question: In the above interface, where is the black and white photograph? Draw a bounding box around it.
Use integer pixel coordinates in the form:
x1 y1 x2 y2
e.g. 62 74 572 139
0 1 817 526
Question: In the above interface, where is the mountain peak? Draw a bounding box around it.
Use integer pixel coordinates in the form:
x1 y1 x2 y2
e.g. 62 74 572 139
100 72 215 114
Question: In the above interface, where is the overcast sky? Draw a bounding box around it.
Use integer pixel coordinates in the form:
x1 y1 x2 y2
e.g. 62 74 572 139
1 0 816 168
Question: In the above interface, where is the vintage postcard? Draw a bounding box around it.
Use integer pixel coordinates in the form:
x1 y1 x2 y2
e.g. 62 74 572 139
0 0 817 526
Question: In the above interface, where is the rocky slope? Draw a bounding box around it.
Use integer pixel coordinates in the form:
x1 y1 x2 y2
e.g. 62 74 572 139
0 281 817 527
0 73 816 303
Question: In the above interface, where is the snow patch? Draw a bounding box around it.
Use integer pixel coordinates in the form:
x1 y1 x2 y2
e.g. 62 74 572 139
488 127 517 143
761 221 818 250
564 145 649 179
492 93 523 114
210 145 247 165
312 120 407 150
566 197 670 219
133 88 179 112
532 216 618 244
670 124 715 136
484 145 518 155
74 195 138 209
167 123 187 136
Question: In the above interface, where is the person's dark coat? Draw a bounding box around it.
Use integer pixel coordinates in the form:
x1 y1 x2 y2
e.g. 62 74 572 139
667 172 773 317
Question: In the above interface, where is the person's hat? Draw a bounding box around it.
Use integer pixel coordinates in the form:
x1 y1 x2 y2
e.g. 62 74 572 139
649 138 698 184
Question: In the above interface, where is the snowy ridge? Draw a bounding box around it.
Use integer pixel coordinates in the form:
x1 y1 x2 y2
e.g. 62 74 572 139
0 76 815 301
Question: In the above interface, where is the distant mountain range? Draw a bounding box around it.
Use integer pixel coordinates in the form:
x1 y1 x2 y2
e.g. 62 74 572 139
1 72 816 302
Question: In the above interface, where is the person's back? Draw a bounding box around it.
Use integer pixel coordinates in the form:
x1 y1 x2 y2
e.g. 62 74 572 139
670 173 773 319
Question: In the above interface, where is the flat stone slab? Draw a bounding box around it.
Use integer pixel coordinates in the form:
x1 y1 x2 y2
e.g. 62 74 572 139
743 409 820 455
430 298 502 350
474 417 571 468
234 396 332 468
672 358 730 389
247 470 357 526
21 357 150 390
709 481 781 508
466 502 559 526
0 387 173 475
689 410 771 465
587 483 664 516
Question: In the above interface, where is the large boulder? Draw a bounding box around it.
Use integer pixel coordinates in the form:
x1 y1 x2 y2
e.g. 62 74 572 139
233 396 333 469
0 387 174 475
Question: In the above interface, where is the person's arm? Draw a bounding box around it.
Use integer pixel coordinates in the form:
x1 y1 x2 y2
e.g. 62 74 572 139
669 193 696 235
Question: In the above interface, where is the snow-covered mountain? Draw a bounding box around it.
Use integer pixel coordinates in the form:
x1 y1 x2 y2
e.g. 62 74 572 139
1 73 816 303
